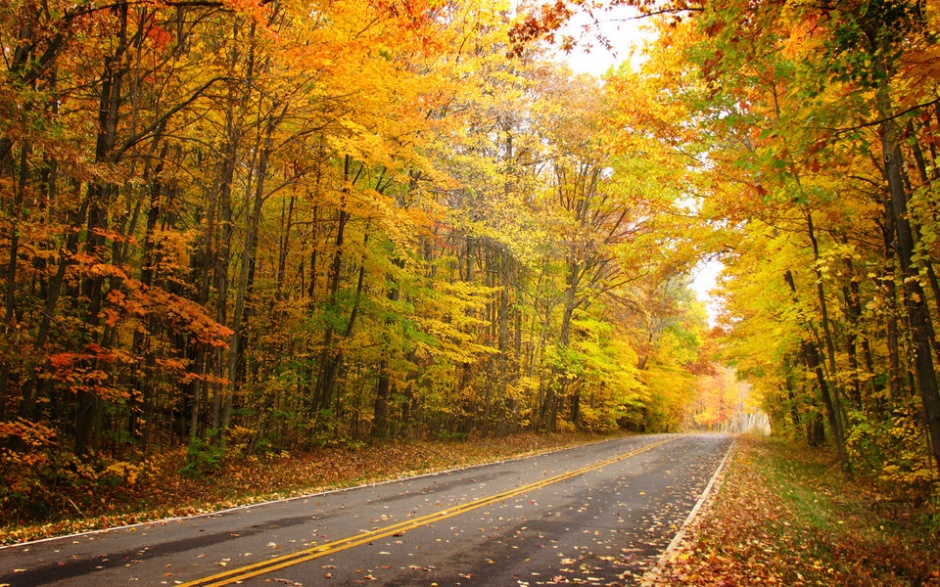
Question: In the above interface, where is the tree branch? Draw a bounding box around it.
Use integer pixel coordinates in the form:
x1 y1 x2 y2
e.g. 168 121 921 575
112 76 232 162
826 97 940 137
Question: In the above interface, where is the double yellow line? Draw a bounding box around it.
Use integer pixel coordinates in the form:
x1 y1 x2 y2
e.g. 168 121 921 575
180 437 674 587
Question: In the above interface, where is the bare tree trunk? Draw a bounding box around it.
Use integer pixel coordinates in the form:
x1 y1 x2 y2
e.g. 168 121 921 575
785 270 851 473
275 195 295 300
75 2 131 456
876 62 940 474
1 144 31 418
211 18 253 437
220 102 284 439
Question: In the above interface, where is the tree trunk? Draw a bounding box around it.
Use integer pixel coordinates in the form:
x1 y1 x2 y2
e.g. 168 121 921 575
876 64 940 474
838 235 866 407
785 270 851 473
74 2 131 456
211 18 253 435
373 359 391 439
880 210 904 399
221 103 283 439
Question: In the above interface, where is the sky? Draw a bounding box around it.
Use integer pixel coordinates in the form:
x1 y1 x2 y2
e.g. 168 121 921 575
556 4 652 76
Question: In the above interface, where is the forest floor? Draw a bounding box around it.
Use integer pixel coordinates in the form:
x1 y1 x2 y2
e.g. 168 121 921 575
643 435 940 587
0 431 613 545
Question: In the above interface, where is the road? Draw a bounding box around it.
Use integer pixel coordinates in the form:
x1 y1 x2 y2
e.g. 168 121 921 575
0 434 732 587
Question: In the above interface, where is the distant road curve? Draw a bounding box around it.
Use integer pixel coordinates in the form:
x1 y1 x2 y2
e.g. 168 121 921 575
0 433 732 587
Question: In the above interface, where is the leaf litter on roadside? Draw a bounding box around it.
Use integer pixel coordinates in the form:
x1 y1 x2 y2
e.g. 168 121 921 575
643 436 940 587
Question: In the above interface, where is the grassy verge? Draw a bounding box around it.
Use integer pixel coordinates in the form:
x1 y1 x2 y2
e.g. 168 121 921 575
0 431 612 546
645 435 940 586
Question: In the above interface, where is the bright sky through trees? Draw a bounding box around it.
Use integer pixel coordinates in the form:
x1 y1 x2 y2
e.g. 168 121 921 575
558 10 722 321
556 4 651 75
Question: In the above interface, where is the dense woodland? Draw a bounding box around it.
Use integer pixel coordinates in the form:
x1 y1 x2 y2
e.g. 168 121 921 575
1 0 939 517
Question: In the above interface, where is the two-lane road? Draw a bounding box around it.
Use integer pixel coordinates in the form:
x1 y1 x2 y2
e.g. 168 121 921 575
0 434 732 586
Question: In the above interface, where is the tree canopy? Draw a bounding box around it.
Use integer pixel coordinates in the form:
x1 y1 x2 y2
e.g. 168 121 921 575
2 0 939 516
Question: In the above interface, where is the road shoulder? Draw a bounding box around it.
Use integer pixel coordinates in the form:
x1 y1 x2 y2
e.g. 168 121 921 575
641 435 940 587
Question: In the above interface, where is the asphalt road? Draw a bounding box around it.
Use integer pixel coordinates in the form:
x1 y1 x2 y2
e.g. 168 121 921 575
0 433 732 587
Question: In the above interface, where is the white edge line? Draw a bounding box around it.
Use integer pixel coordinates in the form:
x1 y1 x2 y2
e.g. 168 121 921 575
642 438 735 585
1 433 672 550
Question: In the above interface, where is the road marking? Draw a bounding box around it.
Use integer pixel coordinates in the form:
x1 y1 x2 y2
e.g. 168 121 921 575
178 437 676 587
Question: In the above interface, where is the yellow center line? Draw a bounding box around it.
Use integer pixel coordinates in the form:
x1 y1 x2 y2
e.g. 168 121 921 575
178 437 675 587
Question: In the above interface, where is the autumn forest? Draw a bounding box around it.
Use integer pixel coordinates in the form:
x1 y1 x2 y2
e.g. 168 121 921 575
1 0 939 523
